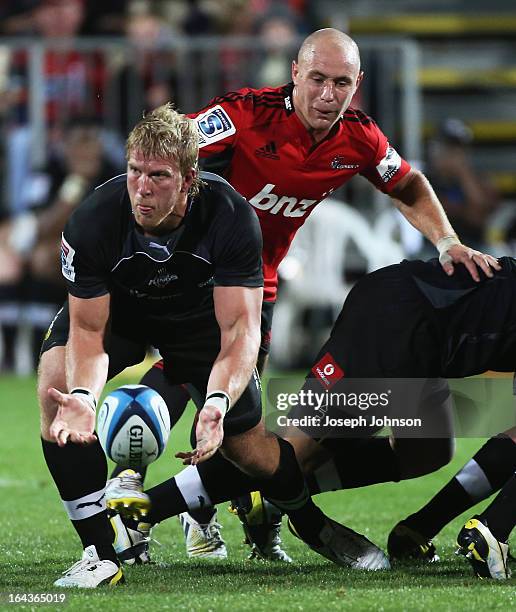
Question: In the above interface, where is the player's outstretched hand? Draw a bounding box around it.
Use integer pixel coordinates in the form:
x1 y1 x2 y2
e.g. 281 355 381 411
48 388 97 447
439 243 501 282
175 404 224 466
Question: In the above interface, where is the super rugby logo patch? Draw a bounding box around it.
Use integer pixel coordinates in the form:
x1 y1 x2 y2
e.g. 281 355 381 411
60 235 76 282
195 106 236 147
311 352 344 389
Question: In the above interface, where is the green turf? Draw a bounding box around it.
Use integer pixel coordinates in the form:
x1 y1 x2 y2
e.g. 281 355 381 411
0 372 513 611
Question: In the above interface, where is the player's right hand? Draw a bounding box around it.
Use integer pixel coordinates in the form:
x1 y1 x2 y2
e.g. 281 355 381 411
440 243 500 281
48 388 97 447
176 404 224 466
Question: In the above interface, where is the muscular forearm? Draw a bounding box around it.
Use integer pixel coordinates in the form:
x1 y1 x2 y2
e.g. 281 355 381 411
207 327 260 405
391 171 457 246
65 327 108 400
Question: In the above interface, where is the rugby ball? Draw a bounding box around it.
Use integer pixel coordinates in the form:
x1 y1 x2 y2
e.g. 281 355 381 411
97 384 170 468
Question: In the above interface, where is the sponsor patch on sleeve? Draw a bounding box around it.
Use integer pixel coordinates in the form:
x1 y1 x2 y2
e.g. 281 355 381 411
311 352 344 389
61 235 76 282
376 144 402 183
195 105 236 147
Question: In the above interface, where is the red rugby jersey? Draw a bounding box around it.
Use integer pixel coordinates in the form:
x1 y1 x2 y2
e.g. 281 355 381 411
189 83 411 302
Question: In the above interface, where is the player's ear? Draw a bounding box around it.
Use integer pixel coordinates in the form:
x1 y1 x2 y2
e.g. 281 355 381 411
181 168 197 193
355 70 364 89
291 60 299 82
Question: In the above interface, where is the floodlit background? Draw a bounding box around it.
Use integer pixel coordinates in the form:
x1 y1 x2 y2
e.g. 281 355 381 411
0 0 515 372
0 3 515 606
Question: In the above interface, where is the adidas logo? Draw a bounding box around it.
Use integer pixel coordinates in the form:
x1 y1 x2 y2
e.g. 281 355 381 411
255 141 279 160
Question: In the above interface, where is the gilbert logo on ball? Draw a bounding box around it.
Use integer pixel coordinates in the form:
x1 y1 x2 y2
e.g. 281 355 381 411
97 385 170 469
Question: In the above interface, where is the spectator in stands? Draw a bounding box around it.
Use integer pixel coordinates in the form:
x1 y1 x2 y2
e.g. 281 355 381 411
116 9 177 135
0 119 122 371
426 118 500 250
81 0 128 36
253 10 302 88
5 0 108 215
0 2 32 35
181 0 217 36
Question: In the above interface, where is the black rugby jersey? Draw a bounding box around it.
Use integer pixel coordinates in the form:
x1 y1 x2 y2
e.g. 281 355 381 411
60 171 263 326
401 257 516 375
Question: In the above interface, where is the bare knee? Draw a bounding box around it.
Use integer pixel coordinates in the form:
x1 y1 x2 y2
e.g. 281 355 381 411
38 346 66 440
394 437 454 479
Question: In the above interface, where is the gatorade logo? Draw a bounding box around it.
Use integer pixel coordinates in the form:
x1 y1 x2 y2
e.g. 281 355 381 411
312 353 344 388
249 184 318 218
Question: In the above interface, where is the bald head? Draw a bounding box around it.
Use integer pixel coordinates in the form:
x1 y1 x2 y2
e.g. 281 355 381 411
291 28 363 143
297 29 361 71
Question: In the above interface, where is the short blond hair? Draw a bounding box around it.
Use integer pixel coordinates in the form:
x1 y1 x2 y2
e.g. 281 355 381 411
126 103 202 195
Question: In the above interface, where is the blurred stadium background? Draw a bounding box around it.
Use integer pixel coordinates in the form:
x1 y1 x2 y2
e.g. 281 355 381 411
0 0 515 374
1 2 515 605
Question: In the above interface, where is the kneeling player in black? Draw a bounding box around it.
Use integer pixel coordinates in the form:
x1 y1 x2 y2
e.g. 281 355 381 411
388 426 516 565
39 105 386 588
114 257 516 568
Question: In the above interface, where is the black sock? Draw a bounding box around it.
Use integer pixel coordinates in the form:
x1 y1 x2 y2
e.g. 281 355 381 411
146 441 327 543
147 478 188 524
147 452 254 524
139 364 191 429
198 452 256 501
151 439 398 527
305 437 400 494
41 438 118 564
480 473 516 542
404 435 516 539
257 438 325 546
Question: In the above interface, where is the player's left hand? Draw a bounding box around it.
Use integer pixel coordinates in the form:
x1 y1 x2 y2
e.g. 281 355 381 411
439 243 501 282
175 404 224 466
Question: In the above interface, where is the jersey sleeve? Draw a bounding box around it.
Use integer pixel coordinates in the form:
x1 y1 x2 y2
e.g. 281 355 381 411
60 191 112 299
211 191 264 288
359 121 411 193
188 91 252 158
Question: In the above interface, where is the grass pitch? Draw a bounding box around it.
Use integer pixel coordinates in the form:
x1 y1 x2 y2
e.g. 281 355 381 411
0 371 514 611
